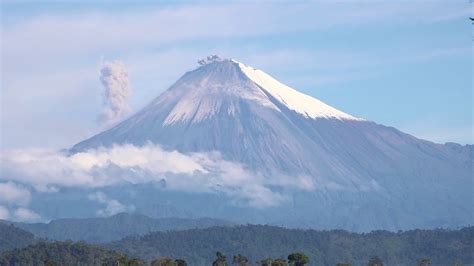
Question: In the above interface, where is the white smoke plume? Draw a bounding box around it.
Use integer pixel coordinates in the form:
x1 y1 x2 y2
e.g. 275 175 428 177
99 60 133 126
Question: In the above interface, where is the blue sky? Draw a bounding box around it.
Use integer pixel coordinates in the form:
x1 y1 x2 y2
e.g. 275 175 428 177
1 1 472 149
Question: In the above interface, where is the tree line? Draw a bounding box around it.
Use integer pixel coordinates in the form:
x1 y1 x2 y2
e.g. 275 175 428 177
107 225 472 265
1 223 471 265
1 242 457 266
111 252 443 266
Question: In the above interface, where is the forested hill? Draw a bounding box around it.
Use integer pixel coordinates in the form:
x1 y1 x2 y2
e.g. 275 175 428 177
1 212 233 243
0 223 36 253
0 241 139 266
108 225 473 265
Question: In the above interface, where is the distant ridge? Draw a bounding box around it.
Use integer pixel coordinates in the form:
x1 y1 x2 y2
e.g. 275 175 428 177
0 223 36 253
1 213 234 243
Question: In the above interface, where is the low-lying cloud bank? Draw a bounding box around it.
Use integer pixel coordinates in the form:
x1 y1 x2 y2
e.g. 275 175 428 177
0 144 317 221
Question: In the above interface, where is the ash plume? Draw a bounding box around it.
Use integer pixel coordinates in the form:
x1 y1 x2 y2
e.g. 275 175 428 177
99 60 133 126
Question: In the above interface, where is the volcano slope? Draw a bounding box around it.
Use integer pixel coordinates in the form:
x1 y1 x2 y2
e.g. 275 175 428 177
71 58 473 231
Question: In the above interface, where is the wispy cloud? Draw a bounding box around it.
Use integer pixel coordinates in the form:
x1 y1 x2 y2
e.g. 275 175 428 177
13 208 41 222
88 191 135 217
3 2 467 64
0 206 10 220
0 182 31 206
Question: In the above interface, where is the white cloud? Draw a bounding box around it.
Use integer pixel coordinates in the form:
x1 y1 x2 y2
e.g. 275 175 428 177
88 191 135 217
0 182 42 222
1 144 205 189
13 207 41 222
0 206 11 220
0 144 316 208
0 181 31 206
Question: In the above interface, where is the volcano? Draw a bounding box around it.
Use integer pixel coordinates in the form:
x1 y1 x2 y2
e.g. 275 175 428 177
71 56 473 231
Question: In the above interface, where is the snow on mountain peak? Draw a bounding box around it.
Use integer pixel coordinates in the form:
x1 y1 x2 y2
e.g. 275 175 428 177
162 57 362 126
234 60 363 121
162 59 279 125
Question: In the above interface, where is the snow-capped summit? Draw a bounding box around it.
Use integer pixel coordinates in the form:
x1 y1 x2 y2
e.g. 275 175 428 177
161 58 280 126
71 56 472 231
155 57 361 126
233 59 362 121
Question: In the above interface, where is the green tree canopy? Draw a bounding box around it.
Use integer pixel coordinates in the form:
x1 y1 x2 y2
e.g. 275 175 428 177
272 258 288 266
259 258 288 266
368 256 384 266
151 257 176 266
418 259 431 266
128 258 147 266
213 251 229 266
175 258 187 266
287 252 309 266
260 258 273 266
233 254 250 266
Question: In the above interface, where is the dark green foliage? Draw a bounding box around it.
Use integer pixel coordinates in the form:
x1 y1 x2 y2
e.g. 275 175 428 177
44 260 55 266
418 258 431 266
272 258 288 266
0 223 36 252
107 225 474 265
259 258 273 266
213 251 229 266
0 241 129 265
233 253 250 265
368 256 383 266
259 258 288 266
151 257 175 266
128 258 148 266
150 257 188 266
287 252 309 266
101 254 130 266
175 258 187 266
